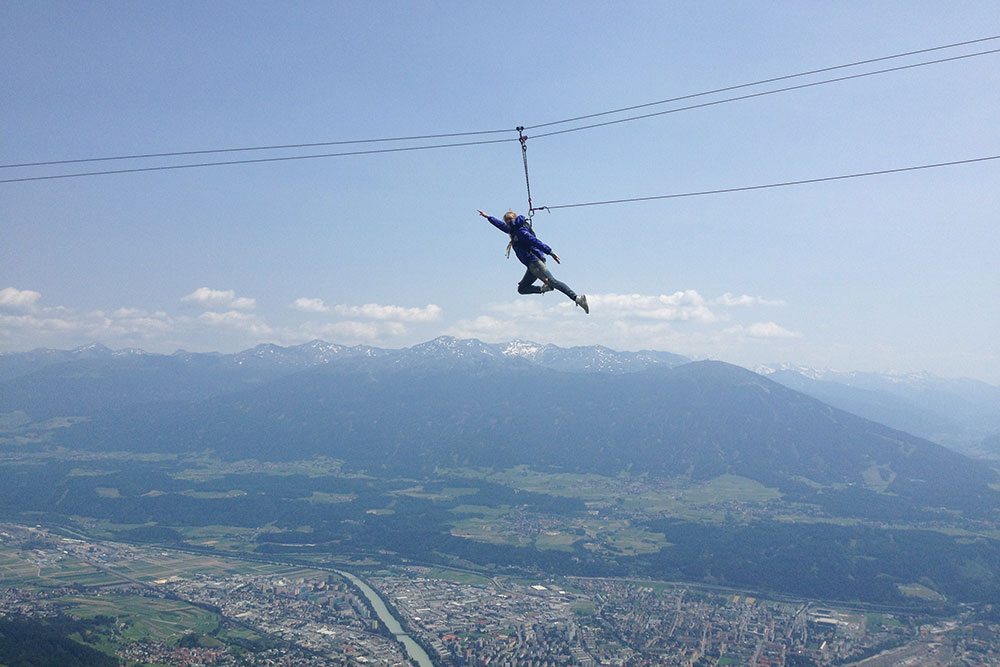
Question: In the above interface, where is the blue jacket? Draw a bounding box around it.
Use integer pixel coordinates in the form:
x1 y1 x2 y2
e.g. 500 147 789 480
487 215 552 267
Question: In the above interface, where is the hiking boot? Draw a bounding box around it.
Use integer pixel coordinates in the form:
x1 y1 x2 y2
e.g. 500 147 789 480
539 283 554 293
575 294 589 314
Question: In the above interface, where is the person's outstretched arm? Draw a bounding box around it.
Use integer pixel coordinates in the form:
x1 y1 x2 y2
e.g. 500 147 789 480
478 210 510 233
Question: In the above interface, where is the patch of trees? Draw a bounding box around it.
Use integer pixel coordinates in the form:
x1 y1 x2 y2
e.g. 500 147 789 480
0 614 118 667
1 461 595 532
464 481 587 514
114 525 185 543
783 485 977 523
637 519 1000 604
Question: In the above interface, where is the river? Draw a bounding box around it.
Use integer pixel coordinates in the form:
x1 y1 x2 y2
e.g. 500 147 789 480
335 569 434 667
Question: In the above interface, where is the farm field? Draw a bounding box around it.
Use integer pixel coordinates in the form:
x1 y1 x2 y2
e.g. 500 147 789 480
57 594 220 642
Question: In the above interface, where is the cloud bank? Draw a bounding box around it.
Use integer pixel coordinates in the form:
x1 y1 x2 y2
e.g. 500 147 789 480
291 297 330 313
446 290 801 361
181 287 256 311
0 286 803 368
0 287 42 311
332 303 442 323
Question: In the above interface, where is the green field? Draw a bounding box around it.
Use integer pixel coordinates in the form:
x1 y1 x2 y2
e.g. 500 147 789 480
302 491 356 504
452 466 635 502
174 524 257 551
449 504 510 519
678 474 782 503
44 567 125 588
897 582 946 600
393 485 480 501
179 489 248 499
403 566 494 587
67 467 119 477
58 594 220 641
595 523 670 555
0 550 41 580
0 538 334 592
169 455 348 481
866 612 905 629
444 467 782 520
450 510 670 556
535 531 578 551
0 549 126 589
112 552 331 584
87 521 260 552
451 516 532 547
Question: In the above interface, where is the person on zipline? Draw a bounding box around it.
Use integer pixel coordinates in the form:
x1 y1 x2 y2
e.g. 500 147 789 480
477 209 589 314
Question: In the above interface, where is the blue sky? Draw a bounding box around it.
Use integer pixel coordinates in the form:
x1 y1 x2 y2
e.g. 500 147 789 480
2 2 999 383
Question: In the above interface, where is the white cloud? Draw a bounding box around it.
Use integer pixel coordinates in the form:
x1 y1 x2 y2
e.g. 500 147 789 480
451 291 722 345
0 305 190 351
0 290 436 353
0 287 42 311
716 293 788 308
383 321 408 336
104 308 175 337
199 310 273 336
730 322 803 339
0 285 806 371
445 288 810 368
291 297 330 313
589 291 719 323
181 287 256 311
332 303 442 323
0 312 76 333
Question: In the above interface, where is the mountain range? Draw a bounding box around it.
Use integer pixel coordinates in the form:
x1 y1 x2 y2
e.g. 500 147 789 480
757 364 1000 458
2 338 995 456
2 338 997 518
0 339 686 419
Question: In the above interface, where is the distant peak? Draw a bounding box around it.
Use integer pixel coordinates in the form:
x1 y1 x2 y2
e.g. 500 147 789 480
501 340 545 358
70 343 112 356
112 347 147 357
413 336 475 350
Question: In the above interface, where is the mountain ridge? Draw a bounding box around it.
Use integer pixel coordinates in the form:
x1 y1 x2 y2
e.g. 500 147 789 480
0 337 689 419
2 338 995 457
2 338 997 515
21 352 996 517
757 363 1000 458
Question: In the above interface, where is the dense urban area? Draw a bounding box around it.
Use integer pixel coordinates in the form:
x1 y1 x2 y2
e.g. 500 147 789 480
3 523 999 666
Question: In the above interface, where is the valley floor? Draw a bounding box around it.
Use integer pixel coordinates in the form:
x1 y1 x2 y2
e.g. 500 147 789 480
3 523 999 666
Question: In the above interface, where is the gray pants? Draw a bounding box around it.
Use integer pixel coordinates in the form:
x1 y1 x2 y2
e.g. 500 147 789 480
518 260 577 301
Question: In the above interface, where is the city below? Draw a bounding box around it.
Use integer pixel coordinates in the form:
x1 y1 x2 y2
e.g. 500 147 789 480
2 523 998 666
